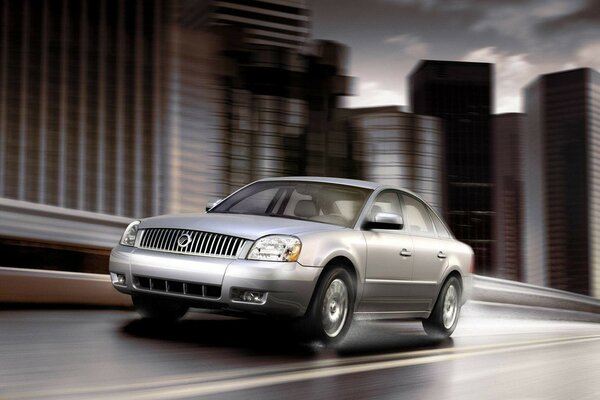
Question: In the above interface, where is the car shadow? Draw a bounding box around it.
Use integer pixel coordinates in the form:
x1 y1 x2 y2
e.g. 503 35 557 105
337 319 454 356
121 313 319 357
121 312 454 358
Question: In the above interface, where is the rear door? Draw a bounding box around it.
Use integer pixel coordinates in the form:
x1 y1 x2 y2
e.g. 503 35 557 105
401 194 443 310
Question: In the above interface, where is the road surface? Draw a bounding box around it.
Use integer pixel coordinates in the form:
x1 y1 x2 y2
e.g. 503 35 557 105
2 302 600 399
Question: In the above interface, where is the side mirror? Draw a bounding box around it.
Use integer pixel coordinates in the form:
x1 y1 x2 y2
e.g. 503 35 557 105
365 212 404 230
206 198 223 212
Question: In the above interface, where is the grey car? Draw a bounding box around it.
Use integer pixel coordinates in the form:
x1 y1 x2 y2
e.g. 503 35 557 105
110 177 474 343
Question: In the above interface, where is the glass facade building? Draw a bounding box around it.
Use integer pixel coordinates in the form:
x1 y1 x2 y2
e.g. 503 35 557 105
347 107 443 211
209 0 309 50
409 60 494 274
524 68 600 297
0 0 169 218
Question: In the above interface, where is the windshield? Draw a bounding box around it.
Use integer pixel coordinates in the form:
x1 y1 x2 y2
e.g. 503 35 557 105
210 181 372 228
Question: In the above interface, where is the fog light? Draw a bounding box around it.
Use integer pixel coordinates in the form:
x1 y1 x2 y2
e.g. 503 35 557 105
116 273 126 286
232 288 267 304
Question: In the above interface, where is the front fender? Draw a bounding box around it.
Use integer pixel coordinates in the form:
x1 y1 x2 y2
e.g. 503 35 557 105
296 230 367 292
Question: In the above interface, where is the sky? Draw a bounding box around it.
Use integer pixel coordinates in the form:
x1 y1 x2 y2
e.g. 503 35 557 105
309 0 600 113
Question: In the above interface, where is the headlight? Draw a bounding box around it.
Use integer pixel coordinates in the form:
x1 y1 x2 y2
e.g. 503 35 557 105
247 235 302 262
120 221 140 247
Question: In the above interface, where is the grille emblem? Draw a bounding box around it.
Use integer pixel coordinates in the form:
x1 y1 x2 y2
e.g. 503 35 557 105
177 233 192 248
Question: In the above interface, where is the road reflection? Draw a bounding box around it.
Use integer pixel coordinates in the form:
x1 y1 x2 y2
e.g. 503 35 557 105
121 313 454 358
4 308 600 400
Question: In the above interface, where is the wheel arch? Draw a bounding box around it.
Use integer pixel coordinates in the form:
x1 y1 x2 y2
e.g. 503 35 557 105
432 267 463 309
304 255 362 316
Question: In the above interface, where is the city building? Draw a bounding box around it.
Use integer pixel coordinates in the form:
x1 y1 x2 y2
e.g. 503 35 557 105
345 106 443 211
214 35 351 192
492 113 524 281
0 0 351 218
207 0 310 50
409 60 494 274
523 68 600 297
303 41 353 178
0 0 216 218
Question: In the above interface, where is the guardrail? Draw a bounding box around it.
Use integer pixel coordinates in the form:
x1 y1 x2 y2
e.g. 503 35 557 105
3 266 600 314
0 267 132 307
0 197 130 249
472 275 600 314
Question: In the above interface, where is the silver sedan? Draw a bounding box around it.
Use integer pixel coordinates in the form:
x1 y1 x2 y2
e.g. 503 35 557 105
110 177 474 344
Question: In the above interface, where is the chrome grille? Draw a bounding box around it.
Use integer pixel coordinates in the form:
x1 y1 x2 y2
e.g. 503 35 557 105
138 228 245 258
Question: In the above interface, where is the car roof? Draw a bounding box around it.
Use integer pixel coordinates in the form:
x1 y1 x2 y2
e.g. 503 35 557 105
256 176 380 189
256 176 420 197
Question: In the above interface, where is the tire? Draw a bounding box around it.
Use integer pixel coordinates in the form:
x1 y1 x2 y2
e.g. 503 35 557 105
132 295 189 322
422 276 461 338
301 266 355 346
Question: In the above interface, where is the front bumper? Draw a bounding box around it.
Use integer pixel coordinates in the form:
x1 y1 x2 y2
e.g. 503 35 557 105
109 245 321 318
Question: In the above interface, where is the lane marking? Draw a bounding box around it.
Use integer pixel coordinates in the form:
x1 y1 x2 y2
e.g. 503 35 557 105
8 334 600 400
102 336 600 400
468 299 600 314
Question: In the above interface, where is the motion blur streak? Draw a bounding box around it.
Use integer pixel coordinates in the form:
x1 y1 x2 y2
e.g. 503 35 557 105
3 302 600 400
76 336 600 400
12 335 600 400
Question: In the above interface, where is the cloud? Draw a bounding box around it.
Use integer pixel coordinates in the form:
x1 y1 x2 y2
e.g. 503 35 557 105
538 0 600 34
462 47 535 113
383 0 588 42
575 41 600 70
384 33 430 58
349 81 405 108
382 0 501 12
469 0 584 41
381 0 440 9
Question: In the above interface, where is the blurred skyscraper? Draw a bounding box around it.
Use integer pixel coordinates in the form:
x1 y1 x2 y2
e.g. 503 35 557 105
345 106 443 211
303 41 353 178
0 0 352 217
409 60 494 274
207 0 309 50
0 0 171 218
523 68 600 297
492 113 524 282
211 35 352 193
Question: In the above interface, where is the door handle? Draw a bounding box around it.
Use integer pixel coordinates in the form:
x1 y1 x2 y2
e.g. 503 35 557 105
400 249 413 257
437 251 447 259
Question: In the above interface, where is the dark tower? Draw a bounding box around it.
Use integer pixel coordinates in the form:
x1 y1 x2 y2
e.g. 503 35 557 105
409 60 493 274
523 68 600 296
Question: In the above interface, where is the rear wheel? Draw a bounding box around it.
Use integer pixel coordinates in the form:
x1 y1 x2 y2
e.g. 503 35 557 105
301 266 355 346
132 295 189 321
422 276 461 338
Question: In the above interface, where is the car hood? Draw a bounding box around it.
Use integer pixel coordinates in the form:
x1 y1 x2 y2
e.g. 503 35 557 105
139 212 347 240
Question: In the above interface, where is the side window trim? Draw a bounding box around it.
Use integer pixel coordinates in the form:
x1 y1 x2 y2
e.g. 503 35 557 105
429 208 454 239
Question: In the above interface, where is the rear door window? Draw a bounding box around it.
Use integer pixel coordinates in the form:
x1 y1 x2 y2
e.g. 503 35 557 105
402 195 436 236
430 211 452 239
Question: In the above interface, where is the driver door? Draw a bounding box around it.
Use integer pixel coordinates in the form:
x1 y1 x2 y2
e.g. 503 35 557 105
359 190 415 312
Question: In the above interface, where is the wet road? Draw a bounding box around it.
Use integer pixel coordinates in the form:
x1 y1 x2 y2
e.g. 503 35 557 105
2 302 600 400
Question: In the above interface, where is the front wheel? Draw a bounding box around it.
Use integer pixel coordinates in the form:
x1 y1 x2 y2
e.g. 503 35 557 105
422 276 461 338
132 295 189 322
301 267 355 346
